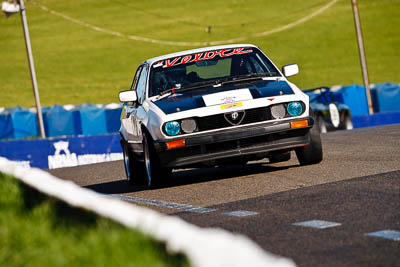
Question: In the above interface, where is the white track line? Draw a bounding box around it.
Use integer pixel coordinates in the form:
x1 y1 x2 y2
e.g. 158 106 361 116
110 194 216 213
32 0 340 47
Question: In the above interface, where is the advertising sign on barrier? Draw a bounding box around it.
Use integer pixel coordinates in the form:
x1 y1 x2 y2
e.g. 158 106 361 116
0 134 123 169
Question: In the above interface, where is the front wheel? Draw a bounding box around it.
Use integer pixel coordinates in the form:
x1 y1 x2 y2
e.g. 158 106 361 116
295 122 323 165
122 140 145 185
143 133 171 188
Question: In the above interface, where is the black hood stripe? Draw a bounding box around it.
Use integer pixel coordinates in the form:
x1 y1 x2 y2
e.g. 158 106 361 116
153 80 294 115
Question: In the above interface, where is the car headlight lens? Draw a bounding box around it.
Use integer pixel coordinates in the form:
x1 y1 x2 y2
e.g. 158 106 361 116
287 102 303 116
271 104 286 119
165 121 180 136
181 119 197 134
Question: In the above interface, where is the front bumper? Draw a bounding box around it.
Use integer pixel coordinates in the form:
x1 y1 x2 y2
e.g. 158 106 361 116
155 118 313 167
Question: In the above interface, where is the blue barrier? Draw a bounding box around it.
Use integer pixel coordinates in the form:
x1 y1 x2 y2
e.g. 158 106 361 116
79 104 108 136
0 133 122 169
1 82 398 140
339 84 369 116
0 111 13 139
8 107 39 138
306 83 400 117
305 87 345 105
105 104 123 133
353 112 400 128
0 103 123 140
43 105 81 137
372 83 400 113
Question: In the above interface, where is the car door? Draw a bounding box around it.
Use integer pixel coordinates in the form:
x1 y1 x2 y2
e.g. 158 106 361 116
121 65 143 144
133 64 149 140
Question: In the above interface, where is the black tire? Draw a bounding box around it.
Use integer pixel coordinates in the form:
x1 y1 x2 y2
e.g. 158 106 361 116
295 121 323 165
122 140 145 185
143 132 171 188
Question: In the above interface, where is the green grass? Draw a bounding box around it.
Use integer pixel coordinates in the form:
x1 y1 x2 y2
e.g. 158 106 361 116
0 0 399 107
0 172 190 267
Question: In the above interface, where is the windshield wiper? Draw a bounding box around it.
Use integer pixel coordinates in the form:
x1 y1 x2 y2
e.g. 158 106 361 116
221 72 280 85
180 79 222 90
159 80 220 96
159 88 174 96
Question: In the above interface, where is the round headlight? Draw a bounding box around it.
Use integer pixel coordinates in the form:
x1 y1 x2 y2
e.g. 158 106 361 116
271 104 286 119
287 102 303 116
181 118 197 134
165 121 180 136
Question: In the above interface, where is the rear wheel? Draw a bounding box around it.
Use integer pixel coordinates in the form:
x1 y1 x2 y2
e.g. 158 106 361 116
143 132 171 188
295 121 323 165
122 140 145 185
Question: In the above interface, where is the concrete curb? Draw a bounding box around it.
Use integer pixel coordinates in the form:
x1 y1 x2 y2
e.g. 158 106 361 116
0 157 295 267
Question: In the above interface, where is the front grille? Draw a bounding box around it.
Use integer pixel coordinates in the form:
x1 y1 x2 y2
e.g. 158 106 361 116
197 106 271 131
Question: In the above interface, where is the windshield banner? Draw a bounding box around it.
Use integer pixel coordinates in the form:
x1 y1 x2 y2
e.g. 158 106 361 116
155 48 253 69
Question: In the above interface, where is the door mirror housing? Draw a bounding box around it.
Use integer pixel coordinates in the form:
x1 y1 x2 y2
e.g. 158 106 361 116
282 64 299 77
119 90 137 103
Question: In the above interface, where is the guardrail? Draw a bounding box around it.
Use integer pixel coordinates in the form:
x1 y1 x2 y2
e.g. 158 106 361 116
0 157 295 267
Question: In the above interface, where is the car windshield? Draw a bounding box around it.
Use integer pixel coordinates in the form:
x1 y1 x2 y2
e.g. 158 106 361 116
149 47 280 97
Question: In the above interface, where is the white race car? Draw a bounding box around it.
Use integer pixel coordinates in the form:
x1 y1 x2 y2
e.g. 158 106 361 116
119 44 323 187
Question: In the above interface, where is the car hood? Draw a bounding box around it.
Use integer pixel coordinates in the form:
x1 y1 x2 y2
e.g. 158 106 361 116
153 80 294 115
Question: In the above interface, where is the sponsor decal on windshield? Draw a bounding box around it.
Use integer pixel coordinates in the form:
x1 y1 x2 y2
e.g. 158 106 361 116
154 48 253 68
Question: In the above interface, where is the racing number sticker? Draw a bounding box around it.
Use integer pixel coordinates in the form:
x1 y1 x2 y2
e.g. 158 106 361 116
202 89 253 107
329 103 340 128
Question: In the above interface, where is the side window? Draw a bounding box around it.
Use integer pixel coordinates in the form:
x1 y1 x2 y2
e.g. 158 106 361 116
130 66 142 91
136 65 148 104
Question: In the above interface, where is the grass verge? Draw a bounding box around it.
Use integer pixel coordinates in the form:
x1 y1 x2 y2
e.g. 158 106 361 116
0 0 399 107
0 172 190 267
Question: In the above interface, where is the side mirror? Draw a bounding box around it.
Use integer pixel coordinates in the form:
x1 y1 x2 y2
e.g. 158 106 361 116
119 90 137 103
282 64 299 77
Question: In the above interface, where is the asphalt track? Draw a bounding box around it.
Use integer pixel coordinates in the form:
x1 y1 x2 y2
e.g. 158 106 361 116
49 124 400 266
